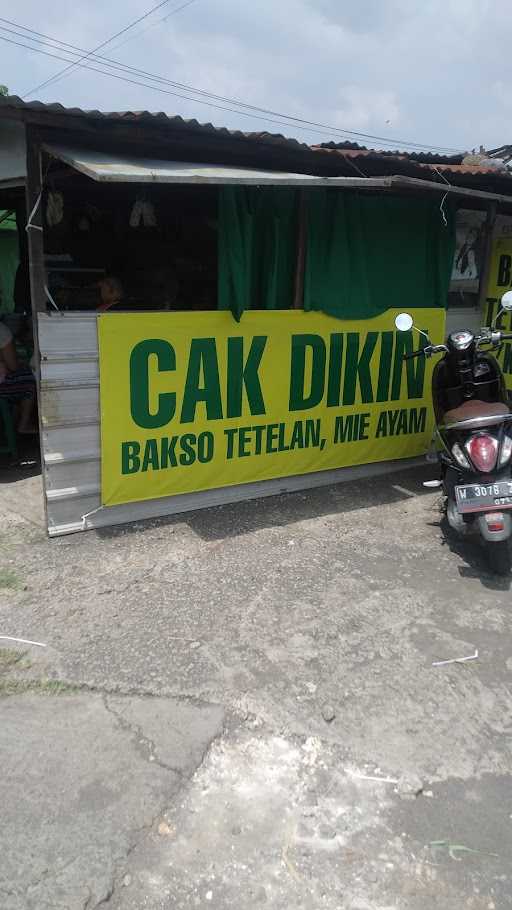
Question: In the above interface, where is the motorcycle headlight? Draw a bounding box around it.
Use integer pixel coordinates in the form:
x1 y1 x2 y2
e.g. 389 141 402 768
499 435 512 467
452 442 471 470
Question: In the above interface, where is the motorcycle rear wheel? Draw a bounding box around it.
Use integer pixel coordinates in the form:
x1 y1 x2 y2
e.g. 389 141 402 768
487 540 511 575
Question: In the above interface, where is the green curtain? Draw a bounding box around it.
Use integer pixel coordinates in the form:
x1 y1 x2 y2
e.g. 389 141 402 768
218 187 298 320
0 230 19 315
303 190 455 319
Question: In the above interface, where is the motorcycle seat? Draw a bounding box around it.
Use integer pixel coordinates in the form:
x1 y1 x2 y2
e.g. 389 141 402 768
443 399 510 428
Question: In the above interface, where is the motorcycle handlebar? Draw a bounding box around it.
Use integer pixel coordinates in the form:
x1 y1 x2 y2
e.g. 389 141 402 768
403 350 423 360
477 330 512 345
403 344 447 360
404 332 512 359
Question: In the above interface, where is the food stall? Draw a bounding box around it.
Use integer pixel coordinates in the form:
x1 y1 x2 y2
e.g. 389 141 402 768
2 96 511 536
32 146 450 534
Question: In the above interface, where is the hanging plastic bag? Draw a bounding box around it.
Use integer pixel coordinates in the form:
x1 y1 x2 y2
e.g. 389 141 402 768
46 191 64 227
129 197 156 228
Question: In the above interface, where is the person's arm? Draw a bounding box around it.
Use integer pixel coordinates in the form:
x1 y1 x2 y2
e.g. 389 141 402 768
2 338 18 372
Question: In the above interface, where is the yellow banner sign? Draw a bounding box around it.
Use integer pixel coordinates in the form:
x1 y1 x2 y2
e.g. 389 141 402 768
98 309 445 507
484 224 512 389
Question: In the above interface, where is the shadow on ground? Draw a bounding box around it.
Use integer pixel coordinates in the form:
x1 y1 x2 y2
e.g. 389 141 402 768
95 462 437 544
95 458 512 591
435 514 512 592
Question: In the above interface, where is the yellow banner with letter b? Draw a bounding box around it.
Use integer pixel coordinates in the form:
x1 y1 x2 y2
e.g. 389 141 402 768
483 220 512 391
98 309 445 507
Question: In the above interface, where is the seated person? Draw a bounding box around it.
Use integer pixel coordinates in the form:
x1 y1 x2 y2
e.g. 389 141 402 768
96 276 125 312
0 320 37 433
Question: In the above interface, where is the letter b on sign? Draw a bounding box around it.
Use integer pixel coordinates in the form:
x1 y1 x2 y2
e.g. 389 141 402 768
498 255 512 288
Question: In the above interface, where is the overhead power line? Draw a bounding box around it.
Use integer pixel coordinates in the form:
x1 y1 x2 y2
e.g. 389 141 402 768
0 19 222 95
2 19 462 152
0 33 363 142
23 0 200 98
1 20 463 153
109 0 200 55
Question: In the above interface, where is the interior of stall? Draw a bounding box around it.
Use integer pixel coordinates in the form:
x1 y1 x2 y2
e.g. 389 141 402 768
42 175 218 314
0 189 40 467
34 152 459 321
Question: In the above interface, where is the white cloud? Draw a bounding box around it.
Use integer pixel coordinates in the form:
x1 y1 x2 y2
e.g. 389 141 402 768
331 87 401 132
1 0 511 152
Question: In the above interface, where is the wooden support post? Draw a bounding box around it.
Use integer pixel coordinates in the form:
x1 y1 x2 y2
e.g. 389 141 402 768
25 127 49 531
25 128 47 319
293 190 306 309
477 202 497 323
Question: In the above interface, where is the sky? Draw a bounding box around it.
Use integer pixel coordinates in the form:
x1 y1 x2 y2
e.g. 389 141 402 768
0 0 510 154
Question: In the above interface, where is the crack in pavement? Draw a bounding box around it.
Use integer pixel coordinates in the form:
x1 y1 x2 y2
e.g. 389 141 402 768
91 699 228 910
1 690 227 910
101 695 187 778
92 807 169 910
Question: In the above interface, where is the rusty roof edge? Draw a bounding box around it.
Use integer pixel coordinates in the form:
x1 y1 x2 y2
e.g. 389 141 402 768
312 141 465 164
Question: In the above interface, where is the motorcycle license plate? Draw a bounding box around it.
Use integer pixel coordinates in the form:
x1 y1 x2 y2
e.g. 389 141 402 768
455 480 512 513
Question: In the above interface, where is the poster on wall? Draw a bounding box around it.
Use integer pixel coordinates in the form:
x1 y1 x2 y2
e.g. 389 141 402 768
483 216 512 390
98 309 446 508
451 209 487 289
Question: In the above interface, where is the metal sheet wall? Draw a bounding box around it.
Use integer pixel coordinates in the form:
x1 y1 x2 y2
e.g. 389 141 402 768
38 313 421 537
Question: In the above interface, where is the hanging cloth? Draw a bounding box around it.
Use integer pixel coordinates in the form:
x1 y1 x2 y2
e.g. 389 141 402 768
303 190 455 319
218 186 298 320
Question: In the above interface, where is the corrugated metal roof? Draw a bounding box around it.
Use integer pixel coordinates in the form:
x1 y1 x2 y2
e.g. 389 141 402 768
0 94 312 153
312 145 511 178
4 94 512 191
419 162 503 176
315 140 464 165
0 95 483 167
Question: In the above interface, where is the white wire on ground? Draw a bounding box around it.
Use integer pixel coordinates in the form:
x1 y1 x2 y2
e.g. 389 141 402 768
0 635 47 647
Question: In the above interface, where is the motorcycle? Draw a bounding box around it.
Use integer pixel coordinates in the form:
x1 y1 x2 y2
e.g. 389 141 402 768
395 291 512 575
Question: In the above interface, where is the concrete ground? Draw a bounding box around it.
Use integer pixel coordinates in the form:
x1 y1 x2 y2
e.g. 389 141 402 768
0 456 511 909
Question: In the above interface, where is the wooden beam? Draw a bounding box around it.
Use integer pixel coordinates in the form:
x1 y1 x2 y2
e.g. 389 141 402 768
477 202 497 315
391 175 512 208
293 190 306 308
25 126 50 533
25 128 46 314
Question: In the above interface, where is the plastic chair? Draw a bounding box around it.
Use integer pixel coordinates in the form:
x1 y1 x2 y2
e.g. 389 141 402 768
0 398 17 460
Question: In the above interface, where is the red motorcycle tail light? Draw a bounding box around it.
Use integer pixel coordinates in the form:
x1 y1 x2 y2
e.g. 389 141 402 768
485 513 505 532
467 434 498 473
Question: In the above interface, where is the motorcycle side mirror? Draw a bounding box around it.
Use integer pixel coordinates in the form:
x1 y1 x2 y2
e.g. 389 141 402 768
395 313 414 332
491 290 512 328
501 290 512 312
